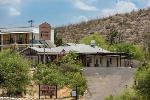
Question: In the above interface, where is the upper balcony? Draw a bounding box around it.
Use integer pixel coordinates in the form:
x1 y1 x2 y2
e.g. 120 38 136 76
3 39 29 45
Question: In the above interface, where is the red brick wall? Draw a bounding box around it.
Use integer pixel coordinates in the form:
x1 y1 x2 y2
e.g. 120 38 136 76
39 22 51 40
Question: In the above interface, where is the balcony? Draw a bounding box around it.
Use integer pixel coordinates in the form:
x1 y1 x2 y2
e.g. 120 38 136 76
3 39 29 45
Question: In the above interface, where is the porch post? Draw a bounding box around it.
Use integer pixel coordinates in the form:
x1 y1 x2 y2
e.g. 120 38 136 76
56 54 59 61
38 55 39 64
1 34 3 50
94 55 95 67
117 56 118 67
85 54 87 67
120 54 121 67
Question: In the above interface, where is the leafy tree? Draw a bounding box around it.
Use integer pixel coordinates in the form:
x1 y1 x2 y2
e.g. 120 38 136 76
34 64 66 87
113 42 136 56
143 33 150 59
107 30 120 45
134 61 150 99
58 51 82 73
54 32 64 46
0 50 31 96
134 45 145 61
65 72 87 95
34 52 87 95
55 38 64 46
80 33 108 49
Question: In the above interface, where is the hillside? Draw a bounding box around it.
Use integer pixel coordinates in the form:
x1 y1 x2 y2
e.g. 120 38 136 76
55 8 150 44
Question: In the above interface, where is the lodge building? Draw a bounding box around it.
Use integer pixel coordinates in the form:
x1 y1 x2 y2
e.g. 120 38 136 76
22 43 130 67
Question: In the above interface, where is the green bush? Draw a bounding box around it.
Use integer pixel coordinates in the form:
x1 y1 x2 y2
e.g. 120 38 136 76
135 61 150 99
105 88 142 100
34 64 66 88
34 52 87 95
80 33 108 49
0 50 31 96
65 72 87 95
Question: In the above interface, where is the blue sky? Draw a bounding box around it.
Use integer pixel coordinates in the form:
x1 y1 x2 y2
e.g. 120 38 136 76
0 0 150 27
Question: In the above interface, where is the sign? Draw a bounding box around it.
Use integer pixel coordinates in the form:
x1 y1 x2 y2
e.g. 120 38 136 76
39 85 57 99
71 90 77 97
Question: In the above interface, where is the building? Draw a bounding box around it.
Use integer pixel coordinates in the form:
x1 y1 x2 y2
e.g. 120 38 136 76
0 22 55 51
22 43 130 67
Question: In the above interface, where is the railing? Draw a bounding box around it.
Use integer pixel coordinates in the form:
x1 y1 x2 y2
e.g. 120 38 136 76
3 40 29 45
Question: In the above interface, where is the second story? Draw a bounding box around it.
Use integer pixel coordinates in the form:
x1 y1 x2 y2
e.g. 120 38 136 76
0 22 55 50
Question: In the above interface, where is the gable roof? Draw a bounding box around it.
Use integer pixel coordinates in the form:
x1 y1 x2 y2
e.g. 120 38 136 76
24 43 110 55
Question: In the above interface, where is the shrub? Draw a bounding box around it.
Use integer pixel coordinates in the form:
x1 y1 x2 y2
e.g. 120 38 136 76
0 50 31 96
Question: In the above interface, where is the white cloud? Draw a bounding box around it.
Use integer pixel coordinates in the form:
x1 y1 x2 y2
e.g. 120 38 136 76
73 0 98 11
0 0 21 5
72 15 88 23
101 1 138 17
147 1 150 7
9 8 20 16
0 0 21 16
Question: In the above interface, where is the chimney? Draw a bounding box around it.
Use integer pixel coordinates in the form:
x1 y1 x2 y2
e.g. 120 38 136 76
90 40 96 47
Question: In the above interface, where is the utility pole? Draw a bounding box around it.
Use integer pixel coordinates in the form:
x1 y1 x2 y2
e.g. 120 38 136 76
28 20 34 47
44 44 46 64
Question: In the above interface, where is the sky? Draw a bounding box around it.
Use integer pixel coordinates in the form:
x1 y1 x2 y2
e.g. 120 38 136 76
0 0 150 27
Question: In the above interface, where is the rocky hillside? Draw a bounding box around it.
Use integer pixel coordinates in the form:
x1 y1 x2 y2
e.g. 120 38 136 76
55 8 150 44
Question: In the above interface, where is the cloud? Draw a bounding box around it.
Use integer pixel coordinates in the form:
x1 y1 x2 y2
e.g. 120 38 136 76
0 0 21 6
73 0 98 11
0 0 21 16
147 1 150 7
9 8 20 16
101 1 138 17
72 15 88 23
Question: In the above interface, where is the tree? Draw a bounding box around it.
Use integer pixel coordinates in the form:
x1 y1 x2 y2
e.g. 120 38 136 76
80 33 108 49
34 64 66 87
107 30 121 45
34 52 87 95
113 42 136 56
54 31 64 46
143 33 150 60
65 72 87 95
0 50 31 96
134 61 150 99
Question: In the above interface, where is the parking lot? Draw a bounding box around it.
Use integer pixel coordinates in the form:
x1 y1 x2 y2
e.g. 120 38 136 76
82 67 136 100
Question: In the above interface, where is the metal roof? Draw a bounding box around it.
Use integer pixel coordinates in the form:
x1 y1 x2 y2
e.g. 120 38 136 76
28 43 110 54
0 27 39 34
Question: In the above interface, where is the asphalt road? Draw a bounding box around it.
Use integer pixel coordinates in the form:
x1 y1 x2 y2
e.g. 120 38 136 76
82 67 136 100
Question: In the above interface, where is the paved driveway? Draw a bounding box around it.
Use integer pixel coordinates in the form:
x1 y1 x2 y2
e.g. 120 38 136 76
82 67 136 100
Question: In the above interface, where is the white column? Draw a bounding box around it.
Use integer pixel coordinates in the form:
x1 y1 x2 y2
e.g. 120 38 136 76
51 29 55 44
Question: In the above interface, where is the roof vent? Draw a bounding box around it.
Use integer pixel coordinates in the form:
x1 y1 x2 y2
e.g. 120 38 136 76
90 40 96 47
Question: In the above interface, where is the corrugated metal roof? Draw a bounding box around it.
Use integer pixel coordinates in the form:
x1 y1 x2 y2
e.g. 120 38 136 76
29 43 110 54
